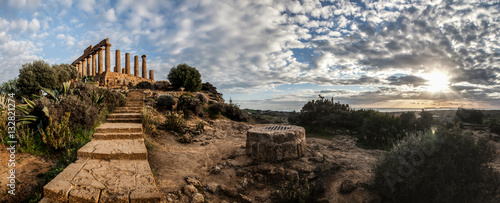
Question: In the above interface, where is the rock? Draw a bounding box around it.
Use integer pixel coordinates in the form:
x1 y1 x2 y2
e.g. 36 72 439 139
206 182 219 194
183 184 197 196
185 176 202 187
238 178 249 188
491 133 500 142
235 168 246 177
211 165 221 174
220 184 239 197
339 180 357 194
191 193 204 203
239 194 252 203
310 152 324 162
201 141 210 146
317 198 330 203
178 133 193 143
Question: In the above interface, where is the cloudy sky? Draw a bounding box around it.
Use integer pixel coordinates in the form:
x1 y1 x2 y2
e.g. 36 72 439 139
0 0 499 110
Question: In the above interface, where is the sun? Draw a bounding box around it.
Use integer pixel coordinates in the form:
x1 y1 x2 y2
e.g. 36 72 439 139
425 72 450 92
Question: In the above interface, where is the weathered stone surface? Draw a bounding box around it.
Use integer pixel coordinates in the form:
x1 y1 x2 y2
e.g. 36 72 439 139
77 139 147 160
95 123 142 133
125 53 131 75
183 184 197 196
105 43 111 72
44 159 160 203
142 55 147 78
115 50 121 72
246 125 306 162
134 55 139 77
149 70 154 80
93 132 143 140
192 193 204 203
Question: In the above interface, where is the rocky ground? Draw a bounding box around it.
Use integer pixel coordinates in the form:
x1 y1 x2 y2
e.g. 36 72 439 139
146 116 385 203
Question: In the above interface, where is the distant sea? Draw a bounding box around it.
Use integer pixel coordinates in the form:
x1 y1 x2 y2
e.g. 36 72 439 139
360 108 458 112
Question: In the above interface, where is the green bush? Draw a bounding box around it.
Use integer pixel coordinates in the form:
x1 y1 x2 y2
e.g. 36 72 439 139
18 60 57 97
59 95 99 129
201 82 220 95
359 110 402 149
208 102 225 115
136 81 153 89
157 94 175 110
223 103 248 122
52 64 78 84
196 92 209 104
167 63 202 92
177 94 202 117
292 96 354 131
374 128 499 202
165 111 185 132
455 108 484 124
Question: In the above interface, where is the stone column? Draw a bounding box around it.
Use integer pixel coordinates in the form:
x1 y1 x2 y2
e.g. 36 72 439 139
149 70 154 80
125 53 131 75
134 55 139 77
82 58 87 76
77 62 82 78
115 50 121 73
98 47 104 74
105 43 111 72
142 55 147 78
86 56 91 76
92 53 96 76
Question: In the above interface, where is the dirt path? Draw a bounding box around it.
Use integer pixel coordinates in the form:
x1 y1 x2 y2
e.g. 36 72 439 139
0 145 54 202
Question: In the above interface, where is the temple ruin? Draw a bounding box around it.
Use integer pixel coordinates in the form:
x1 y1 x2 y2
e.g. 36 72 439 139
71 38 154 87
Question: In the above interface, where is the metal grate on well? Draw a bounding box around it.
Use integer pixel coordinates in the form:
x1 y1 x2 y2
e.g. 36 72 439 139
264 125 291 131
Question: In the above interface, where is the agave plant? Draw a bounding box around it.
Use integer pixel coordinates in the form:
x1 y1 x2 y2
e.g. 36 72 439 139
16 96 49 127
40 86 61 103
92 90 104 106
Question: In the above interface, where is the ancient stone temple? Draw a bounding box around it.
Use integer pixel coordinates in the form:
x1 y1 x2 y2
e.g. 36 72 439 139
71 38 154 87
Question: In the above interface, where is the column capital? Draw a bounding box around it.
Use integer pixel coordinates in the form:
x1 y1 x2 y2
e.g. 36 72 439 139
141 55 147 58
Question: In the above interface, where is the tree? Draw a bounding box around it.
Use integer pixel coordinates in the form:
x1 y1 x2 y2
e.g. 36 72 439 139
17 60 57 97
0 78 19 94
52 63 78 84
168 63 202 92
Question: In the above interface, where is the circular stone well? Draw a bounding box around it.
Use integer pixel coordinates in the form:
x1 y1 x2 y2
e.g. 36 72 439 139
246 125 306 162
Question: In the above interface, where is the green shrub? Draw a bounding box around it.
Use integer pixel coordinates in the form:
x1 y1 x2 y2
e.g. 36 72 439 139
455 108 484 124
359 110 402 149
165 111 185 132
177 95 202 117
136 81 153 89
157 94 175 110
223 103 248 122
39 112 72 150
167 63 202 92
201 82 220 95
208 102 225 115
374 128 499 202
490 121 500 135
52 63 78 84
18 60 57 97
59 95 99 129
196 92 209 104
292 96 354 131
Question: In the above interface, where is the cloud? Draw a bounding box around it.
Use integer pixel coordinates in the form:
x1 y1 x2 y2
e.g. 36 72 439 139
387 75 427 87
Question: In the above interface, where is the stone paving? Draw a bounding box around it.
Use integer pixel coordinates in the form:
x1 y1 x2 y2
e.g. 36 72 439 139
41 91 161 202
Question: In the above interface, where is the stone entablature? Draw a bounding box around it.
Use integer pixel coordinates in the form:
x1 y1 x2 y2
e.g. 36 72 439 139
71 38 155 87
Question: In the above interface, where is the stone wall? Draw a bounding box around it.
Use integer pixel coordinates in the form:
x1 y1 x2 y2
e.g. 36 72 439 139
94 71 154 87
246 125 306 162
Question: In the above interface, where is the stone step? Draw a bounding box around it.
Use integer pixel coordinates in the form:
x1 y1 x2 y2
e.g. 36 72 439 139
108 113 142 119
43 159 161 203
107 118 142 123
93 132 144 140
77 139 147 160
116 106 142 110
95 123 142 133
114 108 142 113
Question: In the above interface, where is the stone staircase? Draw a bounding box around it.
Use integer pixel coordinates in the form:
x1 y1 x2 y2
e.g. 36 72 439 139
40 91 161 203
